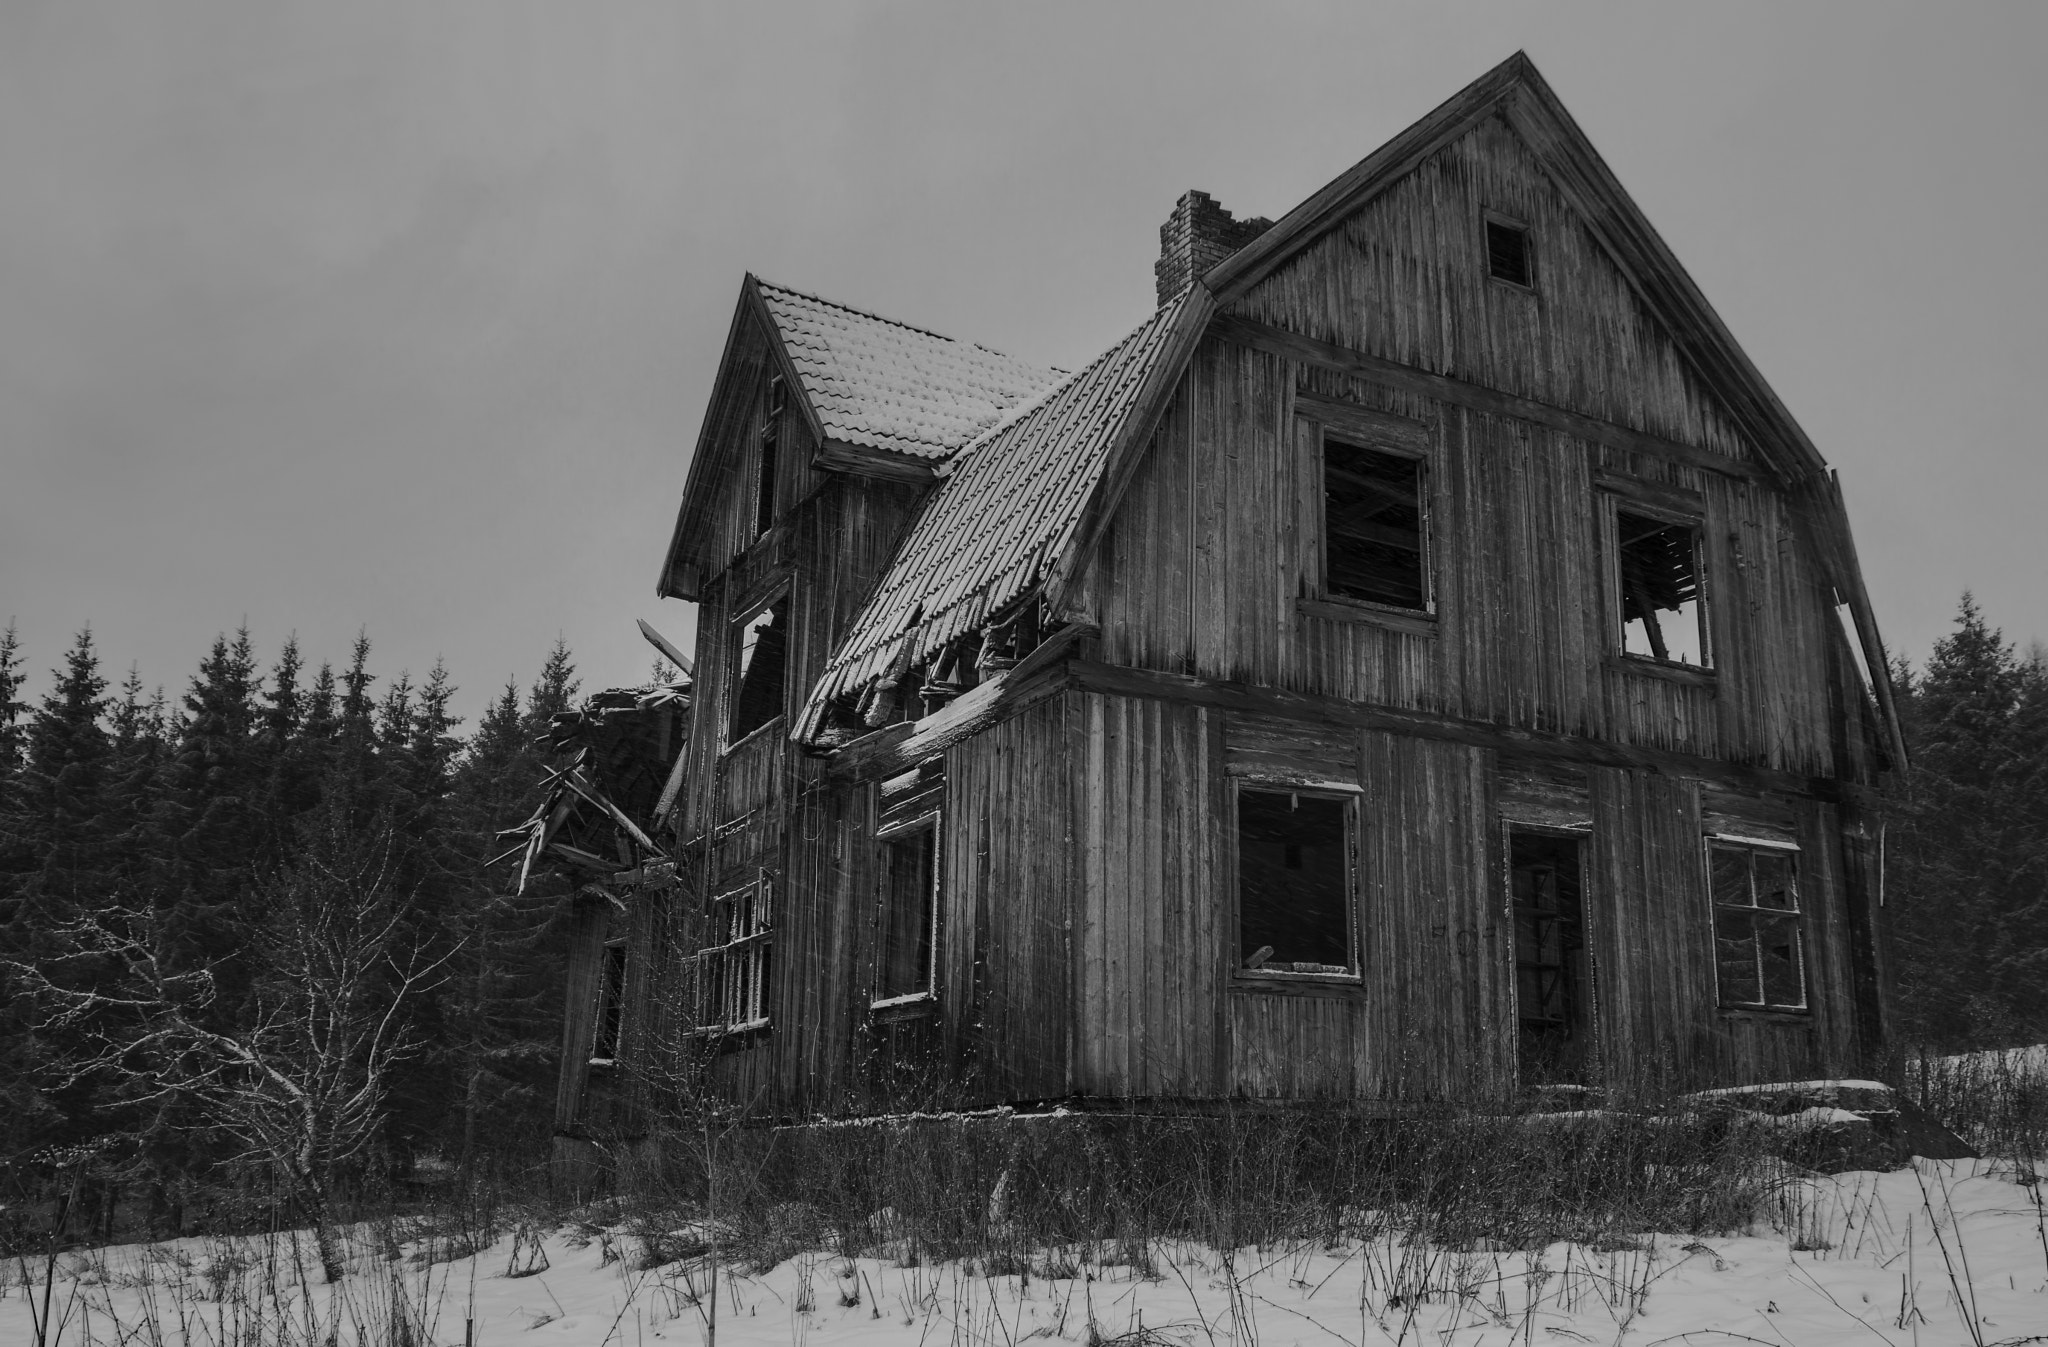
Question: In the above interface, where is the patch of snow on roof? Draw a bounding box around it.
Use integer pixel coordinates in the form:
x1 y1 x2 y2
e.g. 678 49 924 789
757 281 1061 460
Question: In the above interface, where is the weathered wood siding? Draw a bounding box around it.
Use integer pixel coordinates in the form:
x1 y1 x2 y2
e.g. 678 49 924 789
1061 686 1867 1099
1231 112 1752 462
941 698 1078 1103
1081 116 1851 782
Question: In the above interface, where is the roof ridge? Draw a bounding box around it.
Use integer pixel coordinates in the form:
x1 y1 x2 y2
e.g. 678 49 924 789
754 277 1046 368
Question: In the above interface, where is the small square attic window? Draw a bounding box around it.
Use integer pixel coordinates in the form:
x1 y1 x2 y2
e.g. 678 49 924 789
1486 220 1532 288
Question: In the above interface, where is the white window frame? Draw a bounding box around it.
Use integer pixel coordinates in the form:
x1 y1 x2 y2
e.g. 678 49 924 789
693 873 773 1035
1706 836 1808 1013
1231 781 1363 986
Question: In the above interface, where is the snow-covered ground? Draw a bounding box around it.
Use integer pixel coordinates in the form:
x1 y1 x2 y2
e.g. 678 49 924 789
6 1158 2045 1346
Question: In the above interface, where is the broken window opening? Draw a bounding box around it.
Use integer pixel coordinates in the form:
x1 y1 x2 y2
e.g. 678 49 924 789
755 376 785 540
1237 789 1353 977
1325 439 1427 611
695 877 773 1034
1511 832 1592 1085
1709 841 1806 1011
1616 510 1706 666
1486 219 1533 287
876 818 939 1005
592 940 627 1063
730 596 789 744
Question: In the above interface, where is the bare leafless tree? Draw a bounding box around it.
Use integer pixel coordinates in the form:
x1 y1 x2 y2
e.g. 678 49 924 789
7 833 455 1282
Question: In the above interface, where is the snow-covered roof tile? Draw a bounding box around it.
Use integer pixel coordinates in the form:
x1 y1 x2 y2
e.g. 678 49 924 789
757 281 1062 460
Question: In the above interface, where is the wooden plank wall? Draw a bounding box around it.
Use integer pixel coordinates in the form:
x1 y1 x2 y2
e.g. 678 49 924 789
939 697 1078 1103
1063 687 1867 1102
1073 691 1222 1098
655 341 930 1117
1229 111 1754 463
1078 111 1851 778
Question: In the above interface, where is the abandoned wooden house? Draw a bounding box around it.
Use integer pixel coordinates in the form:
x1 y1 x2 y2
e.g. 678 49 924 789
561 51 1907 1144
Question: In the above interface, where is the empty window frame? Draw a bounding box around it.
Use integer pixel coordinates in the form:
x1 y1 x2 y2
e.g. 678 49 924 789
1236 787 1356 978
591 940 627 1063
1486 219 1533 288
756 375 785 539
695 876 773 1034
1509 832 1593 1084
1615 509 1707 666
729 595 790 744
1709 840 1807 1011
874 817 940 1006
1323 437 1428 611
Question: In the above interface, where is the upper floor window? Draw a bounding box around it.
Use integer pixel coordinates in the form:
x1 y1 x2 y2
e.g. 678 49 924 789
1236 787 1356 980
1324 437 1428 612
874 816 940 1007
1709 840 1806 1012
730 595 789 745
1486 219 1533 288
756 376 785 539
1615 509 1707 666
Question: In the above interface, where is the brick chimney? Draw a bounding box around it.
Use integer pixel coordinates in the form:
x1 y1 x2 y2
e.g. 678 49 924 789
1155 190 1273 306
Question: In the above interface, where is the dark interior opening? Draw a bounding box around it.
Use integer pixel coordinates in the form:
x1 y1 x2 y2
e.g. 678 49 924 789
1325 440 1426 610
730 597 789 741
1238 790 1351 974
1616 510 1705 665
1486 220 1532 287
878 825 937 1001
1511 831 1591 1085
1711 843 1805 1009
595 942 626 1060
755 376 784 539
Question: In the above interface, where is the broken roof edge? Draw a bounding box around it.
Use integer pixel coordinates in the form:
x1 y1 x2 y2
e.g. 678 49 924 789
793 292 1203 746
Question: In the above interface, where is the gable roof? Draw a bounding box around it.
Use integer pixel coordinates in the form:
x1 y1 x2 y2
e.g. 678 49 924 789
757 280 1062 461
656 278 1059 601
793 52 1904 766
799 290 1205 733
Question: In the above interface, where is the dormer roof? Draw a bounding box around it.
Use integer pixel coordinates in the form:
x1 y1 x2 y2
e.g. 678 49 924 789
756 281 1061 461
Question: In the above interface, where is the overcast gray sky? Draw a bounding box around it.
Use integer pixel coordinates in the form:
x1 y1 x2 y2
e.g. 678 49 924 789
3 1 2043 723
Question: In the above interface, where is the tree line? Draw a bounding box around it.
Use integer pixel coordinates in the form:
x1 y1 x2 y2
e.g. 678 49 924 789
0 623 586 1239
0 593 2043 1238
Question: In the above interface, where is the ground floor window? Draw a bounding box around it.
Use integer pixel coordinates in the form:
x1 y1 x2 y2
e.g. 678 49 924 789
1709 839 1806 1011
696 876 773 1033
1236 787 1355 977
874 817 939 1006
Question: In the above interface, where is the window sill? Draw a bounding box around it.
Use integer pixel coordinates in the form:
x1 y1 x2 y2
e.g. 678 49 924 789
1608 655 1717 689
1717 1005 1812 1024
1297 597 1437 637
869 993 937 1023
1232 971 1364 1000
686 1018 771 1040
721 716 786 756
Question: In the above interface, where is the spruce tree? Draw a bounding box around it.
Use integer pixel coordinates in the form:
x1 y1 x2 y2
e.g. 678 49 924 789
1888 595 2048 1049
